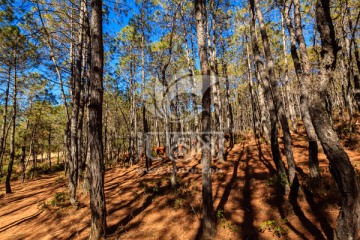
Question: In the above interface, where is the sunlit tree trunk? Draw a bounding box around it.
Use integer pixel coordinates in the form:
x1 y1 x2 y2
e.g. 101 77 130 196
254 0 296 187
280 0 320 179
5 54 17 193
249 0 289 191
311 1 360 238
0 67 11 174
88 0 107 238
195 0 216 238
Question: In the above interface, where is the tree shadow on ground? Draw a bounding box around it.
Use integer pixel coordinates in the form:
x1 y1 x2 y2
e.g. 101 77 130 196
239 146 259 239
302 186 334 239
0 210 43 233
289 177 326 239
107 184 170 237
216 143 245 212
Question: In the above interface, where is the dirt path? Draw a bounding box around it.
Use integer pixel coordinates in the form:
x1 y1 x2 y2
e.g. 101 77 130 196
0 134 359 239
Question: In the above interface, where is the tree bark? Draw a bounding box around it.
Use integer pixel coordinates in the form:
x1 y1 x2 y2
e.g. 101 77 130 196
281 15 297 131
312 1 360 239
195 0 216 238
280 0 320 179
47 128 51 168
254 0 296 187
249 0 289 191
0 67 11 174
5 55 17 194
88 0 107 238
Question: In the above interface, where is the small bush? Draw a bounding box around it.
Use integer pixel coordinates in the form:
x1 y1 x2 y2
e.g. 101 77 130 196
259 219 289 238
216 210 238 232
174 198 184 209
48 192 69 207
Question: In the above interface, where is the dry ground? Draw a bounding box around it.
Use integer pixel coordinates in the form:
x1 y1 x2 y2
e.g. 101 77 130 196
0 129 360 239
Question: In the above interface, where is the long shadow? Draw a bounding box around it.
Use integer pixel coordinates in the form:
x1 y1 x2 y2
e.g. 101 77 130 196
67 225 89 239
107 196 140 216
216 143 245 211
239 146 259 239
0 198 45 218
0 210 43 233
107 185 170 236
105 171 129 185
289 177 326 239
272 194 308 239
194 145 245 240
302 186 334 239
257 144 276 175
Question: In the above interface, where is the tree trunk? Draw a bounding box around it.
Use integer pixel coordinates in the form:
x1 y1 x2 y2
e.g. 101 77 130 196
281 15 297 131
280 0 320 179
0 67 11 174
249 0 289 191
254 0 296 187
5 56 17 194
206 19 221 160
88 0 107 238
195 0 216 238
312 1 360 238
245 40 259 142
47 128 51 168
141 32 150 172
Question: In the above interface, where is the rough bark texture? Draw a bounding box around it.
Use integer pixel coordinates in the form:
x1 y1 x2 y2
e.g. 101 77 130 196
280 0 320 179
69 0 86 205
0 67 11 174
195 0 216 238
281 15 297 131
254 0 296 187
5 58 17 193
249 0 289 190
88 0 107 238
312 1 360 239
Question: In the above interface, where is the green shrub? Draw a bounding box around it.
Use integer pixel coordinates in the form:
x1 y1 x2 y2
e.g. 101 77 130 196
216 210 238 232
48 192 69 207
259 219 289 238
174 198 184 209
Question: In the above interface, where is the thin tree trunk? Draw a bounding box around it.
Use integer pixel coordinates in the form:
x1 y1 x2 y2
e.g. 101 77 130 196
5 55 17 194
280 0 320 179
47 128 51 168
281 15 297 131
249 0 289 191
245 39 259 141
254 0 296 187
0 67 11 173
195 0 216 238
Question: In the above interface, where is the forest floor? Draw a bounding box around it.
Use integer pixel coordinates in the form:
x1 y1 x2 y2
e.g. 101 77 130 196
0 125 360 239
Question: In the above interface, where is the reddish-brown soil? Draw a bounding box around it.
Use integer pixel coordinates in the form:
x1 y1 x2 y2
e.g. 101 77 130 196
0 131 359 239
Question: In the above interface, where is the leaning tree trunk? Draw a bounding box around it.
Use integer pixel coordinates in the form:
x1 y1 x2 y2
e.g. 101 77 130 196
280 0 320 179
280 15 297 131
88 0 107 238
311 1 360 239
254 0 296 187
195 0 216 238
249 1 289 191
